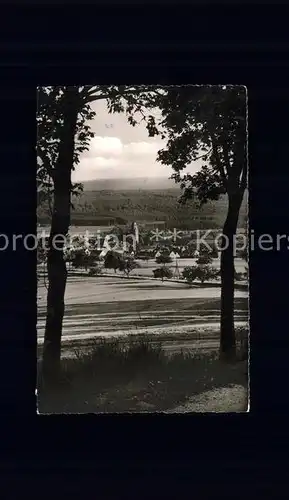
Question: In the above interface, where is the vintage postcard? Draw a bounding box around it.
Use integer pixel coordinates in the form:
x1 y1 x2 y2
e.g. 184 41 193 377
37 85 248 413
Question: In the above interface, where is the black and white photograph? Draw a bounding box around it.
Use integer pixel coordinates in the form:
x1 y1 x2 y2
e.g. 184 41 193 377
37 85 248 413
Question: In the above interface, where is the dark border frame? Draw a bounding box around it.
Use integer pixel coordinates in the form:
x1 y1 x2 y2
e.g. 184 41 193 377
0 2 288 493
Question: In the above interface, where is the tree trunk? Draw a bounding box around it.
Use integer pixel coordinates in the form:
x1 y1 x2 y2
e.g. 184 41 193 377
42 87 79 382
220 191 244 361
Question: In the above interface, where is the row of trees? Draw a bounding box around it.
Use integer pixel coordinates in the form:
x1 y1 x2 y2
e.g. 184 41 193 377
38 84 247 380
154 252 218 285
153 263 247 286
153 265 218 284
39 241 246 285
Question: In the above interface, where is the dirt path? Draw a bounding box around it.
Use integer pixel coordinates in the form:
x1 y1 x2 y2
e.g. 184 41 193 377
165 384 248 413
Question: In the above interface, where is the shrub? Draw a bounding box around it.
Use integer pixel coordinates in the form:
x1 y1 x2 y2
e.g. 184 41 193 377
196 265 219 283
196 253 213 265
60 336 166 382
104 251 123 273
156 254 172 265
234 271 242 281
118 257 140 276
88 266 102 276
182 265 219 285
182 266 198 285
37 240 47 265
125 335 165 370
136 251 150 261
153 267 173 282
37 249 47 265
239 248 248 262
70 248 99 271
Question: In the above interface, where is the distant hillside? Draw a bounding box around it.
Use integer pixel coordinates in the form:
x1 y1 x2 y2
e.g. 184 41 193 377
82 177 178 191
38 185 248 230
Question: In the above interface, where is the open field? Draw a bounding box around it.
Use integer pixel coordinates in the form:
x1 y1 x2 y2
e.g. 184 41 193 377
38 274 247 307
37 276 248 346
38 261 248 413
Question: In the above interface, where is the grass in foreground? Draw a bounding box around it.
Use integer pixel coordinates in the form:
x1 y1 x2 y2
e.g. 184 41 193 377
37 325 248 360
37 333 248 414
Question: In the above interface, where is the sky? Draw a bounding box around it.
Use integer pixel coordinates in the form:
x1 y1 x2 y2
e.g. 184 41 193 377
72 99 203 183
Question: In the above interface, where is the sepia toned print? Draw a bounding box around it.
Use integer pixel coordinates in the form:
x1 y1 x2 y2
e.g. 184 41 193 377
37 85 248 413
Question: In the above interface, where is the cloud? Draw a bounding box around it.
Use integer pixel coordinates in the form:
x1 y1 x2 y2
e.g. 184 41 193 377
74 99 168 181
73 98 202 182
82 136 161 160
74 134 165 182
73 157 120 181
123 141 161 156
82 136 123 158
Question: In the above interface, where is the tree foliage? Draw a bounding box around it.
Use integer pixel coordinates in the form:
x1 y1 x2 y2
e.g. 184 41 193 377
38 84 247 375
38 85 167 381
70 248 99 271
37 86 96 210
155 254 172 265
147 85 247 360
118 256 140 276
239 247 248 262
104 251 123 273
147 85 247 205
37 85 167 217
196 253 213 266
153 267 173 282
103 251 140 276
182 265 219 285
